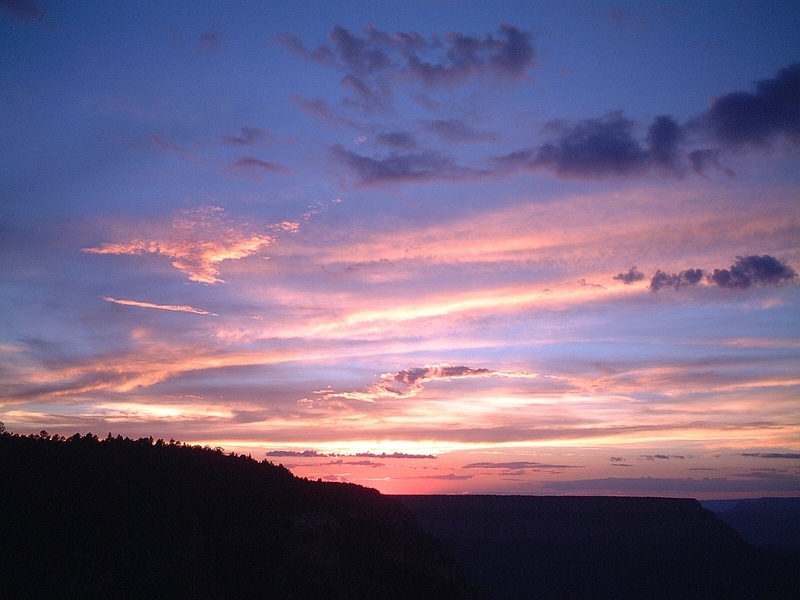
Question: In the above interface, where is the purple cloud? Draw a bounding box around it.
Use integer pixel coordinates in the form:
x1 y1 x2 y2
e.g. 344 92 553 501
708 255 797 289
197 32 224 54
707 62 800 148
742 453 800 459
340 74 394 112
613 266 646 285
0 0 43 20
463 461 581 471
278 23 536 86
649 255 796 291
289 94 361 129
229 156 291 175
492 112 653 179
423 119 493 143
329 144 488 186
649 268 704 291
220 126 273 146
266 450 321 457
376 131 417 150
687 149 735 177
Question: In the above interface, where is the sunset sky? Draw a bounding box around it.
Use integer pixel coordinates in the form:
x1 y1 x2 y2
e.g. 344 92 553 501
2 0 799 498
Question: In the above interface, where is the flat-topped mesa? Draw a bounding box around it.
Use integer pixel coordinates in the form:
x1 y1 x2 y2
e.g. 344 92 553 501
396 494 799 600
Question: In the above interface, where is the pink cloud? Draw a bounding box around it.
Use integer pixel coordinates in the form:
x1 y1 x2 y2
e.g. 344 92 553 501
84 206 274 284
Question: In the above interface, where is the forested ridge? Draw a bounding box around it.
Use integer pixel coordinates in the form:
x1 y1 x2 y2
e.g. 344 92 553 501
0 429 478 599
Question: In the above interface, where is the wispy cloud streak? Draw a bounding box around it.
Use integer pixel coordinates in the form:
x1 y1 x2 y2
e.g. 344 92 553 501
101 297 217 316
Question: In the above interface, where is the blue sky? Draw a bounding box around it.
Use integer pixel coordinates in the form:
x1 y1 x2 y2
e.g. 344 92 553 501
2 0 799 497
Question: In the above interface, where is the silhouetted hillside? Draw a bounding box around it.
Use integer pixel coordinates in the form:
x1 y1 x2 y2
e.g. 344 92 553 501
0 431 477 599
396 495 799 600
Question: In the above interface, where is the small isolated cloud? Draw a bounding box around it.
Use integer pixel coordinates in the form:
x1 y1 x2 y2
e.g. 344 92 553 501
101 297 217 316
278 23 536 87
329 144 488 186
613 266 646 285
197 32 224 54
84 206 274 284
423 119 493 143
1 0 42 20
229 156 292 177
578 278 604 289
706 62 800 149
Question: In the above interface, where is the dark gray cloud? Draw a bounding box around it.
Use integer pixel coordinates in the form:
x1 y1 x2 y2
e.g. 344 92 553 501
354 452 436 459
647 115 685 174
640 454 687 461
650 256 796 291
229 156 291 175
613 266 646 285
330 144 488 185
0 0 43 20
274 33 335 64
687 148 735 177
708 255 797 289
707 63 800 148
266 450 321 457
221 126 273 146
340 74 394 112
742 452 800 459
463 461 581 471
390 364 492 387
197 32 224 54
423 119 493 143
649 268 704 291
278 23 536 86
376 131 417 150
265 449 435 459
419 473 474 480
492 112 660 179
488 63 799 182
288 94 361 129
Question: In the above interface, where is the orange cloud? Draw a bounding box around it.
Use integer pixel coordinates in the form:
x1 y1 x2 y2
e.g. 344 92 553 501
84 206 273 283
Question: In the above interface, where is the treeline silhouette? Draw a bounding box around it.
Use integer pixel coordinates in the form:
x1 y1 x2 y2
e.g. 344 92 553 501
0 429 478 599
